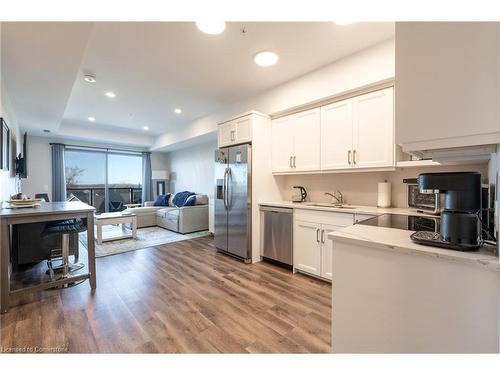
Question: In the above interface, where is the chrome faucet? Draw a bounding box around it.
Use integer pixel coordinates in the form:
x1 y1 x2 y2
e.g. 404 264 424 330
325 191 344 205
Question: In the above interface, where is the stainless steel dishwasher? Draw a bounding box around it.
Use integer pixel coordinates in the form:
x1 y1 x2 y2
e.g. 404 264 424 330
260 206 293 268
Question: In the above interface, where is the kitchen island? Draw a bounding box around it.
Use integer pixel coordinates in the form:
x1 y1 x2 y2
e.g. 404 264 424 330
328 224 500 353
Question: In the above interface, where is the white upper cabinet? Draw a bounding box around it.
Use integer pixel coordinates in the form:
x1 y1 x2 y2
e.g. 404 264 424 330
352 87 394 168
395 22 500 154
271 86 395 174
321 99 353 170
293 108 321 171
218 122 234 147
218 115 253 147
271 115 294 172
271 108 321 173
234 117 252 144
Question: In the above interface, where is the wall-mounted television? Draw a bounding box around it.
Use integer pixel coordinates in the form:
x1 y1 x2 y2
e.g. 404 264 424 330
15 132 28 178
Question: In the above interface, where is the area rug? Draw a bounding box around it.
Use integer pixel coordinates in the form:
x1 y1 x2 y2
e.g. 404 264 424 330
79 226 210 258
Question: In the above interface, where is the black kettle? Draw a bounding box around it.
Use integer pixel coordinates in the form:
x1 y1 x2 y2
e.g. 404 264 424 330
292 186 308 202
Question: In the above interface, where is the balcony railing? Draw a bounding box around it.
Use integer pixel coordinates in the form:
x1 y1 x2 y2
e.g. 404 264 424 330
66 185 142 213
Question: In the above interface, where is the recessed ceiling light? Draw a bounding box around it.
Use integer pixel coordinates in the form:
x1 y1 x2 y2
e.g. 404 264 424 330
195 21 226 35
88 116 96 122
174 108 182 114
254 51 279 67
84 74 96 83
143 126 149 131
105 91 116 98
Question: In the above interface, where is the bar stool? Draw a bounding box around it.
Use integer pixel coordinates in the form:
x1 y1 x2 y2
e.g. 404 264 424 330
42 219 87 283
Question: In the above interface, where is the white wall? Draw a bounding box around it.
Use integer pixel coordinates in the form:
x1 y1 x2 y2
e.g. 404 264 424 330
152 39 395 151
277 163 489 208
165 139 217 198
0 22 21 203
21 136 52 199
21 135 167 200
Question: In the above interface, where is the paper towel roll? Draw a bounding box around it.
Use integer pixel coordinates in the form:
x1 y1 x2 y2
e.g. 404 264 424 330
377 181 391 208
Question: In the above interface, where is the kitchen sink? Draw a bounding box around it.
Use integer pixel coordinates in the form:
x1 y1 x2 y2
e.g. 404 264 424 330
302 202 357 209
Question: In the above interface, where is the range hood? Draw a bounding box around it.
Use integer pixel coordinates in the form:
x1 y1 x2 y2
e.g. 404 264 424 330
408 144 497 163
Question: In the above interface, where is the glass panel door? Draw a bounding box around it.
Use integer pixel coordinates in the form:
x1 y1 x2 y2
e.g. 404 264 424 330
107 153 142 211
65 150 106 213
65 149 143 213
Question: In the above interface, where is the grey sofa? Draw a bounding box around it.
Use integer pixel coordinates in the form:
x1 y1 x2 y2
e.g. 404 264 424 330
124 194 209 234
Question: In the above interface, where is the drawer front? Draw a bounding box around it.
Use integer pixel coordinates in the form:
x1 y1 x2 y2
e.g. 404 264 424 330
294 209 354 227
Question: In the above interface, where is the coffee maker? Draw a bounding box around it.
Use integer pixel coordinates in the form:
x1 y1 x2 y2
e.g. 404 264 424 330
410 171 481 251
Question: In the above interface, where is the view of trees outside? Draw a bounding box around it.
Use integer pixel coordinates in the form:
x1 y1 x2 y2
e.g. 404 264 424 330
64 150 142 212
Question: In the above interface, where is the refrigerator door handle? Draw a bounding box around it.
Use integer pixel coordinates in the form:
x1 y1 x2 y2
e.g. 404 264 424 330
223 168 228 209
226 167 232 209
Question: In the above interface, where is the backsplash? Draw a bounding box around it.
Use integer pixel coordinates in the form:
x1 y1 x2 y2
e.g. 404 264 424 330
274 163 489 208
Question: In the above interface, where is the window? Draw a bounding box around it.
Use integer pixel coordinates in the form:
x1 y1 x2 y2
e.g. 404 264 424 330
65 148 143 213
108 154 142 186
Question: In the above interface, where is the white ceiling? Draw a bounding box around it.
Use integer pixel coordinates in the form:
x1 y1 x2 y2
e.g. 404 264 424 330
2 22 394 145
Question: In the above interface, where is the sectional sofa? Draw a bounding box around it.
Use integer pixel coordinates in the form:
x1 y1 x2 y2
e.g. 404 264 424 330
124 194 209 234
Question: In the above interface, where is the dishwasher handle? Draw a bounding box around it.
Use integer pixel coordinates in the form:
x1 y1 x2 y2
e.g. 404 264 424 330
259 206 293 214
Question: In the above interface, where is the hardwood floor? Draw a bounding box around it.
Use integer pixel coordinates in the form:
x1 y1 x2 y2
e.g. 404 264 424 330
1 236 331 353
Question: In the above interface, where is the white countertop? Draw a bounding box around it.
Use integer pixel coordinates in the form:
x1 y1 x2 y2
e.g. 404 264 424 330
258 200 499 271
259 200 437 217
328 224 500 272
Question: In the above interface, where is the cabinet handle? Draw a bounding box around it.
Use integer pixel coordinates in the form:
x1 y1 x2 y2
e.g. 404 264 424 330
230 130 235 142
289 156 293 168
316 228 320 243
353 149 357 165
321 229 325 244
293 156 296 168
348 150 352 165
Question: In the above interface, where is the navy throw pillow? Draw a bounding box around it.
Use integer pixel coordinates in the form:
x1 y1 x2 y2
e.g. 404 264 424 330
172 191 195 207
184 195 196 206
154 194 170 206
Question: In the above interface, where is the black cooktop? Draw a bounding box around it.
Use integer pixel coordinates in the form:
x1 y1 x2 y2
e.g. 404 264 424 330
358 214 440 232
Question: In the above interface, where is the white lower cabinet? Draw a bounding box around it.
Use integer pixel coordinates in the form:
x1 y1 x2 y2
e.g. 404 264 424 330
293 209 354 281
294 220 322 276
320 224 342 280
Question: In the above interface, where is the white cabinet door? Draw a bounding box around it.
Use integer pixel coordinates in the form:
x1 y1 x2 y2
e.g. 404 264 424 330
320 224 342 281
320 99 353 170
293 108 321 171
294 220 321 276
218 122 234 147
271 115 294 172
234 117 252 144
352 87 394 169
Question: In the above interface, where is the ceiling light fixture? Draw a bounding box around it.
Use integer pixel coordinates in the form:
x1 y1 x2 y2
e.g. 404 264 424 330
174 108 182 114
253 51 279 67
88 116 96 122
84 74 97 83
143 126 149 131
195 21 226 35
105 91 116 98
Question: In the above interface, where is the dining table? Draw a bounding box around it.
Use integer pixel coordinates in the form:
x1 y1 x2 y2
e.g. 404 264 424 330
0 201 96 313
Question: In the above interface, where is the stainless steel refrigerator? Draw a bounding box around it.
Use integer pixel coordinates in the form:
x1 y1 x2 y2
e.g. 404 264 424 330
214 144 252 262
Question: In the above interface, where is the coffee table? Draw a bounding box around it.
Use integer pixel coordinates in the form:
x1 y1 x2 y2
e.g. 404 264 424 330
94 212 137 245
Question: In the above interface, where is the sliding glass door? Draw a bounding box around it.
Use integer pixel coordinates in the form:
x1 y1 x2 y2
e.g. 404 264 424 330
65 148 142 213
107 153 143 211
